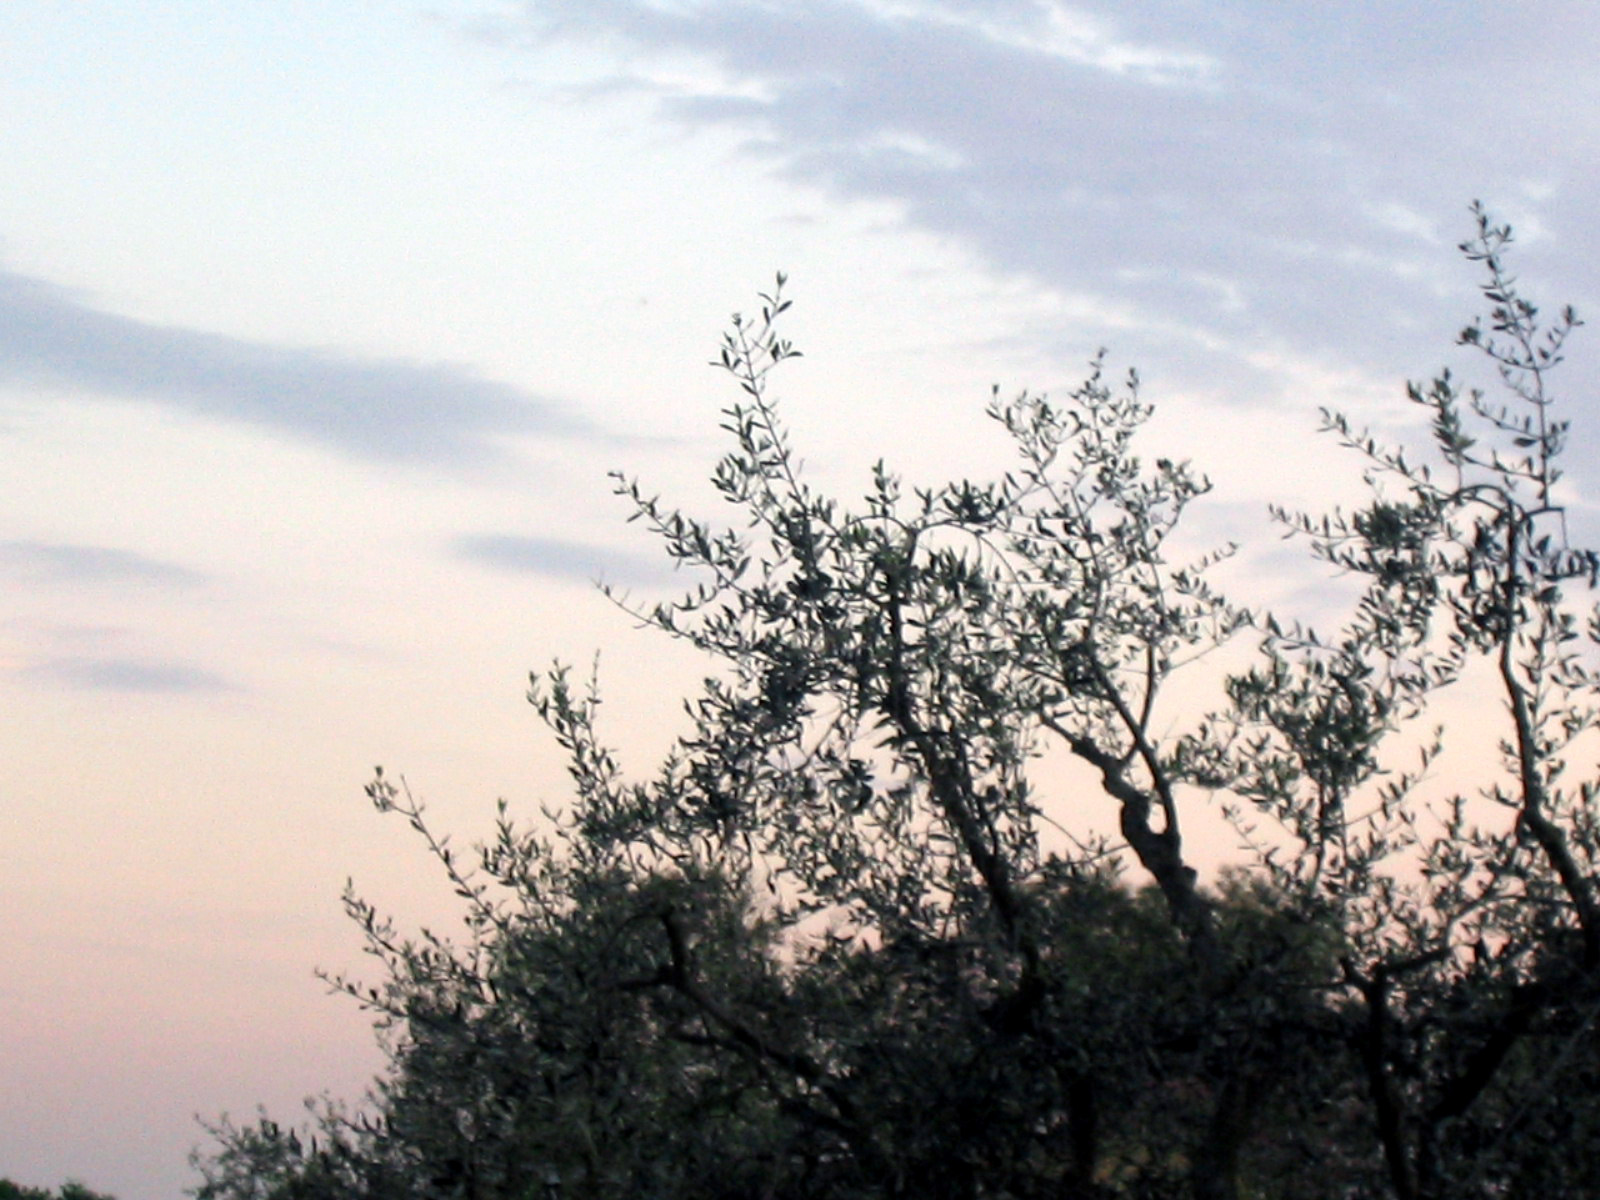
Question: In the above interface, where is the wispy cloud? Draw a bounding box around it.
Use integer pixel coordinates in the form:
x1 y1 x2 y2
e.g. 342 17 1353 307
499 0 1600 391
0 268 589 466
0 541 205 588
2 618 236 695
24 656 234 694
454 533 673 587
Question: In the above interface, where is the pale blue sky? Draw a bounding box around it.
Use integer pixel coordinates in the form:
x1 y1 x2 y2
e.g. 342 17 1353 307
2 4 1597 1197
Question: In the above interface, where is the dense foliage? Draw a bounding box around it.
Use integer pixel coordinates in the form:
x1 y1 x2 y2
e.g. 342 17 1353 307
0 1179 118 1200
197 208 1600 1199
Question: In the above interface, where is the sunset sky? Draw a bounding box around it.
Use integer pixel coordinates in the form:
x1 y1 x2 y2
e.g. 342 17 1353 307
4 4 1599 1197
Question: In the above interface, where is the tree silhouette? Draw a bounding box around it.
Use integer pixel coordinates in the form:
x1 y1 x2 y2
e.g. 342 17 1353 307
197 207 1600 1200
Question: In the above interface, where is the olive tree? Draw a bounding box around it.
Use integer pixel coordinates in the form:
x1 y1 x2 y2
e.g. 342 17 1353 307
196 208 1600 1200
1197 205 1600 1198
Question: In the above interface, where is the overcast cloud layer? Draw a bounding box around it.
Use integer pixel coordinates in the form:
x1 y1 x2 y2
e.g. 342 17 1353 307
498 0 1600 396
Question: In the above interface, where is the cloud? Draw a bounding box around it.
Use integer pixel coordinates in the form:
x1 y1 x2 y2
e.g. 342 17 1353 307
23 655 234 694
0 541 205 588
498 0 1600 394
0 268 589 466
3 618 236 695
454 533 674 587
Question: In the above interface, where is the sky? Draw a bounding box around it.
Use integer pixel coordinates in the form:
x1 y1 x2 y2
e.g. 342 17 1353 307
2 3 1598 1197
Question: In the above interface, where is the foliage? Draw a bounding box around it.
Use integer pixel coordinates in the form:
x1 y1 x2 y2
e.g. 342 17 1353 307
197 209 1600 1200
0 1180 118 1200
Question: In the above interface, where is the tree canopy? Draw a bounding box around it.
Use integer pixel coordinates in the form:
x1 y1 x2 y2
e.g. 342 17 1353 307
0 1179 118 1200
197 206 1600 1200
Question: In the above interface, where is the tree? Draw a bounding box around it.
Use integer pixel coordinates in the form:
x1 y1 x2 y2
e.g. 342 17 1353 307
1190 204 1600 1198
0 1180 119 1200
197 207 1600 1200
